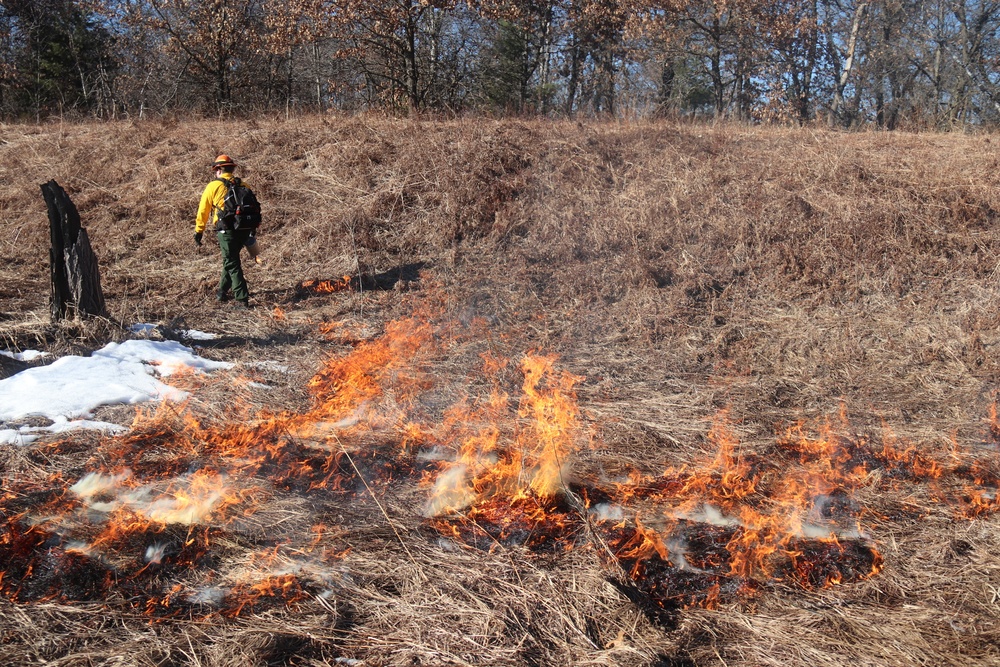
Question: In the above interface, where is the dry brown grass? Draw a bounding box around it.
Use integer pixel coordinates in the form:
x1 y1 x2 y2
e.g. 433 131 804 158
2 117 1000 666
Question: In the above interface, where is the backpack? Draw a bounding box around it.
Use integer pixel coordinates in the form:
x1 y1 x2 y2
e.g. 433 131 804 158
216 177 262 231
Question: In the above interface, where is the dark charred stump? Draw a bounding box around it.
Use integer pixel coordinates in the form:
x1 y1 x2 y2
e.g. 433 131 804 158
42 180 107 322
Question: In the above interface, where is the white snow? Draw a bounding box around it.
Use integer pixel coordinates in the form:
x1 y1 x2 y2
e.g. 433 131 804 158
0 417 127 446
0 339 233 442
129 322 220 340
181 329 220 341
0 349 49 362
128 323 159 335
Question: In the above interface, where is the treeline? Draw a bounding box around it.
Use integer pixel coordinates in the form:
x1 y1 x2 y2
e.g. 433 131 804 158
2 0 1000 127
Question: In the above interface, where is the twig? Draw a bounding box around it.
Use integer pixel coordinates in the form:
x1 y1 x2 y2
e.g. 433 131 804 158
339 444 426 582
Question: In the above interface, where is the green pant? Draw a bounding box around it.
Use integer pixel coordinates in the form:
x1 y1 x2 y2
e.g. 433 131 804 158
217 229 252 302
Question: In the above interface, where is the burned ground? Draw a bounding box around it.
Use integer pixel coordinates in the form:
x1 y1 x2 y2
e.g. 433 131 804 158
1 118 1000 666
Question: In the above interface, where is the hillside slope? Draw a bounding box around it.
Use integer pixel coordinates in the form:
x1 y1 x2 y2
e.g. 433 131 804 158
1 118 1000 666
4 119 1000 433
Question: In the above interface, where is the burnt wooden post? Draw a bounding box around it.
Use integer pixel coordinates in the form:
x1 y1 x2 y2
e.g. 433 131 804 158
41 180 107 322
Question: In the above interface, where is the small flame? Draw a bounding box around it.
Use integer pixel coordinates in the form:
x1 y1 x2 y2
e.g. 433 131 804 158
518 354 584 498
301 276 352 294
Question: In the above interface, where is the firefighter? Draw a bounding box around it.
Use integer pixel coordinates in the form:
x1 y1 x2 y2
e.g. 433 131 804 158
195 155 254 309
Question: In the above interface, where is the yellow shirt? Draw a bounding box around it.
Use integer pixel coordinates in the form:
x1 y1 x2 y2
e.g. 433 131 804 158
194 172 236 234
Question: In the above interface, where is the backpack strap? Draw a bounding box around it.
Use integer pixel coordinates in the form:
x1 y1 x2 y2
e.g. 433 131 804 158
214 176 244 197
212 178 234 230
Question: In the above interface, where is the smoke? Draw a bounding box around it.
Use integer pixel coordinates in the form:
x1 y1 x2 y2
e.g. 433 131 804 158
299 402 371 440
802 494 862 539
142 485 227 525
145 543 169 564
186 587 226 605
64 541 94 556
70 470 231 526
589 502 624 523
671 500 863 540
675 504 740 527
70 470 133 500
666 538 703 572
423 465 476 517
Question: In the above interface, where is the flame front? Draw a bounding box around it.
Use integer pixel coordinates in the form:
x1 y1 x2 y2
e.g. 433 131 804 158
0 305 997 619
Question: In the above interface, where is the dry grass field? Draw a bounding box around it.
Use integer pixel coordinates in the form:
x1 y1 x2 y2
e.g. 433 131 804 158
2 116 1000 666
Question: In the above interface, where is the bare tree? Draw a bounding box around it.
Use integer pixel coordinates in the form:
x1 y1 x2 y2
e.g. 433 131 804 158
129 0 269 110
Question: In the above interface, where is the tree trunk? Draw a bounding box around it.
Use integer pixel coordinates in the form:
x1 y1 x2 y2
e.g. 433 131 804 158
829 2 867 127
404 16 420 110
710 19 725 117
565 39 581 115
42 180 107 322
657 57 676 114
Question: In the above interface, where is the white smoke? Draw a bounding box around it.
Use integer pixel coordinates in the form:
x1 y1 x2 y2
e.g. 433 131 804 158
145 543 169 564
589 503 625 523
70 470 133 499
423 464 476 517
70 470 231 526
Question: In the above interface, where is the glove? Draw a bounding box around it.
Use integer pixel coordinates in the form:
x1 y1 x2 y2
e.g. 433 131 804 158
194 232 203 246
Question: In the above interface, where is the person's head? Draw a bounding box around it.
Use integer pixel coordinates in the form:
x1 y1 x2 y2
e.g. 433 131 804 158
211 154 237 176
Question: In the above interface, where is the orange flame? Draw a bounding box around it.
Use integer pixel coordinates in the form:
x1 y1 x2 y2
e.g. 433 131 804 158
7 305 999 619
302 276 352 294
423 353 585 518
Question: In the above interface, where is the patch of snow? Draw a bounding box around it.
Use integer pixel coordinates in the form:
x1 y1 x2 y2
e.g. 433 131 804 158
0 429 39 445
129 323 159 336
92 339 232 377
0 339 233 441
0 349 50 362
182 329 219 341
